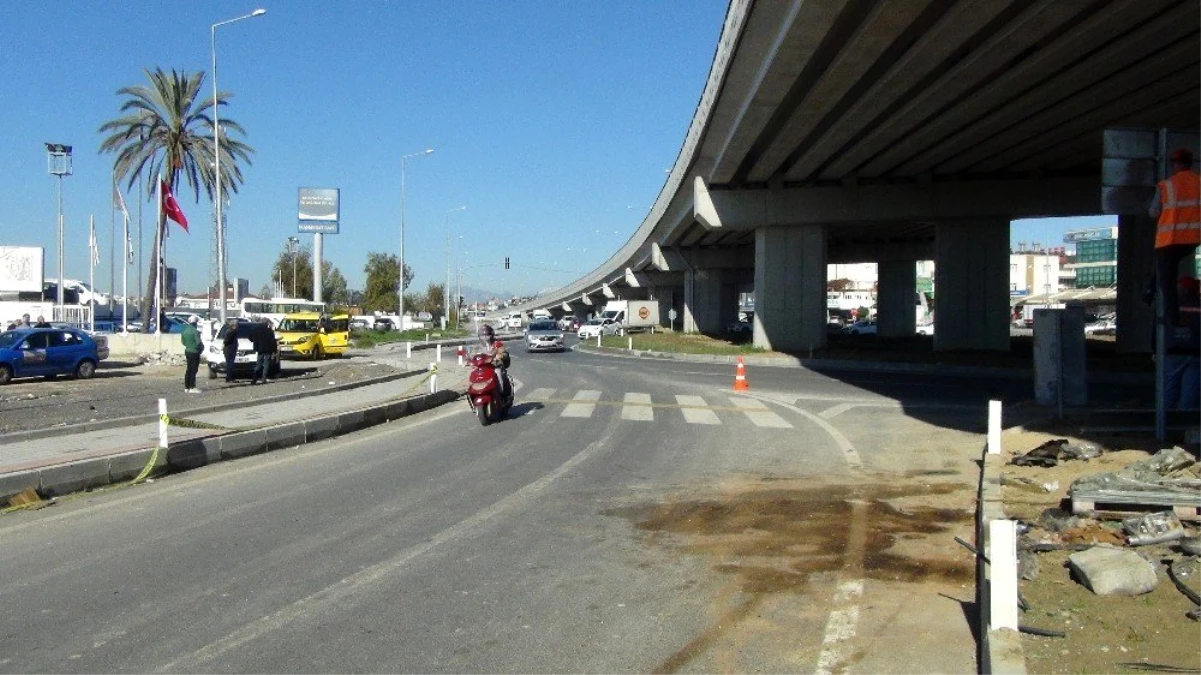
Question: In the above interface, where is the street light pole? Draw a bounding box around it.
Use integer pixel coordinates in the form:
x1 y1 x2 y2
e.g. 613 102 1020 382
444 205 466 329
399 148 433 325
45 143 72 309
288 236 299 297
212 8 265 324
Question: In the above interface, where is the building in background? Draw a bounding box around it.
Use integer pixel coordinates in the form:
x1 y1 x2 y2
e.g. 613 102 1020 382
1009 247 1064 297
1064 226 1117 289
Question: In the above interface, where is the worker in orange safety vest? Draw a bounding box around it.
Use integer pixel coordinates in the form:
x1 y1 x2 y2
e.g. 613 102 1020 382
1149 148 1200 331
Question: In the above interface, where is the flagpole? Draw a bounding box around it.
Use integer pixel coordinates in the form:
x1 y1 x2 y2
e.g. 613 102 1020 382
155 176 163 336
122 206 129 334
89 214 96 333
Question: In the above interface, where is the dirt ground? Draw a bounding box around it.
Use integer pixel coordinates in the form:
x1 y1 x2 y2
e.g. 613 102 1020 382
999 423 1201 675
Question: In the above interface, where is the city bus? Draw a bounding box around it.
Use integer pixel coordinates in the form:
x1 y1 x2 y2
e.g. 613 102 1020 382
239 297 324 327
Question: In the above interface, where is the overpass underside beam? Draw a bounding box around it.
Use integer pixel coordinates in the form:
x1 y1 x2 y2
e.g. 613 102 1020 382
934 220 1010 351
753 225 827 352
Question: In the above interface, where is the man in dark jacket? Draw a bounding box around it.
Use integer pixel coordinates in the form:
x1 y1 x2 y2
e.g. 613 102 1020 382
250 318 278 385
222 319 240 382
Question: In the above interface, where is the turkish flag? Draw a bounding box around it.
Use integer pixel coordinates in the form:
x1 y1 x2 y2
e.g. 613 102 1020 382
161 179 189 232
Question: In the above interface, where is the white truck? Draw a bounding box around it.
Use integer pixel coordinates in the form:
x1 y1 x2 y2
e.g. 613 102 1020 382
599 300 660 334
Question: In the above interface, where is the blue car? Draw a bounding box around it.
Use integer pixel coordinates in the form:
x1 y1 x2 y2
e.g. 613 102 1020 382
0 327 108 384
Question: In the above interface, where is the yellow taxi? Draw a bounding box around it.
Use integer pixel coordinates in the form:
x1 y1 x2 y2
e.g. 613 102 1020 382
275 313 350 359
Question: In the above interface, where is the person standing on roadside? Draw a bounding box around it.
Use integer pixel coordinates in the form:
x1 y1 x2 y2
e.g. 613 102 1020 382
1150 148 1200 331
33 315 51 328
250 318 278 385
222 318 240 383
181 315 203 393
19 314 32 328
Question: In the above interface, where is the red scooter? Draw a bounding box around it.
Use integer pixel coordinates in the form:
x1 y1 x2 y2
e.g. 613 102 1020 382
466 352 514 426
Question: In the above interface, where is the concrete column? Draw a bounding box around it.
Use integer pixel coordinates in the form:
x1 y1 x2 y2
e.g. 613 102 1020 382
877 260 917 337
1116 214 1155 354
683 269 723 333
753 224 827 351
934 220 1010 351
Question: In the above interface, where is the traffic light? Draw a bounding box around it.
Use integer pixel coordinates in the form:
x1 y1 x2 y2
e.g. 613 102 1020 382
504 256 510 269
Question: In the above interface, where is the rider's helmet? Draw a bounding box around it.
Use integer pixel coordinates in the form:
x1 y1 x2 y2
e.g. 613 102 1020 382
480 324 495 343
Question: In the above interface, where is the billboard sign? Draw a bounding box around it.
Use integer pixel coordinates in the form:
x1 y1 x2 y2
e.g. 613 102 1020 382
0 246 45 292
298 187 340 234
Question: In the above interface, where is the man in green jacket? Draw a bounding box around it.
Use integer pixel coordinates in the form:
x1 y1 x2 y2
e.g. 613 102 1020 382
181 315 203 393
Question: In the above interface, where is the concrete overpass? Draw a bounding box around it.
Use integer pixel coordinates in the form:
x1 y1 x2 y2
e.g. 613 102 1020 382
517 0 1200 353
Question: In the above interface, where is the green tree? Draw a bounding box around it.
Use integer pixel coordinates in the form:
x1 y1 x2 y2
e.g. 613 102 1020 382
269 243 346 304
99 67 254 331
362 252 413 313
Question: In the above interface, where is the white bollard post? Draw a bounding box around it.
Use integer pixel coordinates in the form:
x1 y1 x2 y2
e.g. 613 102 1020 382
429 363 438 393
158 398 168 448
989 519 1019 630
458 350 464 367
596 333 601 347
406 341 412 359
988 400 1002 455
437 344 442 362
628 336 633 350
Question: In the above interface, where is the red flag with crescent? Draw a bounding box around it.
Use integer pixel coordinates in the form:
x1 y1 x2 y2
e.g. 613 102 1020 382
160 179 189 232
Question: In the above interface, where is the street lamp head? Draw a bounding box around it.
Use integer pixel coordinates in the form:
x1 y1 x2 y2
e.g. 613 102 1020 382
423 148 434 155
251 9 266 16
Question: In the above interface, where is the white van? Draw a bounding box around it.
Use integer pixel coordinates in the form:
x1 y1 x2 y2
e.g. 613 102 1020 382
504 312 523 329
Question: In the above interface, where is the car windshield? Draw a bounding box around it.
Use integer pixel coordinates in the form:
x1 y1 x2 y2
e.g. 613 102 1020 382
278 318 321 332
0 331 21 348
528 321 557 331
216 322 251 339
584 319 602 326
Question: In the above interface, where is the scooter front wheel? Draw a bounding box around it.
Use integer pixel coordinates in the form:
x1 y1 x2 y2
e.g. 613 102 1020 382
476 401 491 426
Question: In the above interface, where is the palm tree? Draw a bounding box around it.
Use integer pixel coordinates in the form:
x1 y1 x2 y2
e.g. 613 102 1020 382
98 67 254 331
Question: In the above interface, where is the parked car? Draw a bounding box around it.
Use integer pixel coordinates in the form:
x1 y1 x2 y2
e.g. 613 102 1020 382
727 318 752 334
841 320 877 335
577 318 620 339
373 317 395 331
524 320 567 353
557 315 578 332
203 318 279 380
0 327 108 384
1084 318 1116 335
916 322 935 336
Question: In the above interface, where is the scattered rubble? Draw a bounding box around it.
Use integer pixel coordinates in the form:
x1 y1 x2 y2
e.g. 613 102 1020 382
1067 546 1158 596
1010 438 1102 467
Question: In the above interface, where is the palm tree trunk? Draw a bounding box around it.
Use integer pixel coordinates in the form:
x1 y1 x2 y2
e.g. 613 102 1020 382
139 218 164 333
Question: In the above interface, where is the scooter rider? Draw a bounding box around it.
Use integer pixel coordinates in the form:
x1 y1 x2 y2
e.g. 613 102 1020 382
480 324 511 398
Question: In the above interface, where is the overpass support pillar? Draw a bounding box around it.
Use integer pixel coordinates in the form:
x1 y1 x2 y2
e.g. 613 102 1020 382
935 220 1010 351
683 269 724 333
1116 215 1155 354
877 261 917 337
753 225 827 351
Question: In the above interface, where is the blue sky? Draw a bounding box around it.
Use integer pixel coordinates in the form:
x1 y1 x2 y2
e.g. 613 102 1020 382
0 1 1114 302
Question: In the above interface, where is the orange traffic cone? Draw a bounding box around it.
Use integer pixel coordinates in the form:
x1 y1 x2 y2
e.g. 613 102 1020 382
733 357 749 391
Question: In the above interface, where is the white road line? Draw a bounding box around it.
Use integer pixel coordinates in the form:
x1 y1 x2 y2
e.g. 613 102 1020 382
676 395 720 425
729 397 792 428
737 393 862 470
527 387 558 401
814 580 864 675
819 403 857 420
621 393 654 421
561 390 601 418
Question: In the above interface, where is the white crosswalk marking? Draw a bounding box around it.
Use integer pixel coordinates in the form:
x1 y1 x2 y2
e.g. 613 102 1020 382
730 397 792 428
527 387 558 401
621 393 654 421
675 395 720 425
561 390 602 418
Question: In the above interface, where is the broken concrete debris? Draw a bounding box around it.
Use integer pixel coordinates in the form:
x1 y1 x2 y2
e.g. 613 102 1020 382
1068 546 1159 596
1122 511 1186 546
1011 438 1102 467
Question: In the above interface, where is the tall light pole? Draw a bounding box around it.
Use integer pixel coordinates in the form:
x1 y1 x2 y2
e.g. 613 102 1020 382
287 236 299 297
399 147 433 324
212 7 265 323
45 143 72 308
444 205 466 329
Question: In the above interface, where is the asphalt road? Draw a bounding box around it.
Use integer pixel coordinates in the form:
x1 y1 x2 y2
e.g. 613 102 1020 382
1 340 1008 673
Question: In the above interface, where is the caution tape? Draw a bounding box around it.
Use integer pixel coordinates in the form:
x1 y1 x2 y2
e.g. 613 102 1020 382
159 413 235 431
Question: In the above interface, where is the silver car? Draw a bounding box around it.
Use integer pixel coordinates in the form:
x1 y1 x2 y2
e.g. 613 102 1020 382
524 320 566 352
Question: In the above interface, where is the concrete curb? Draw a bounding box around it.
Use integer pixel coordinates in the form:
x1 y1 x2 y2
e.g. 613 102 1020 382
574 343 1153 385
0 367 427 444
2 386 465 504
